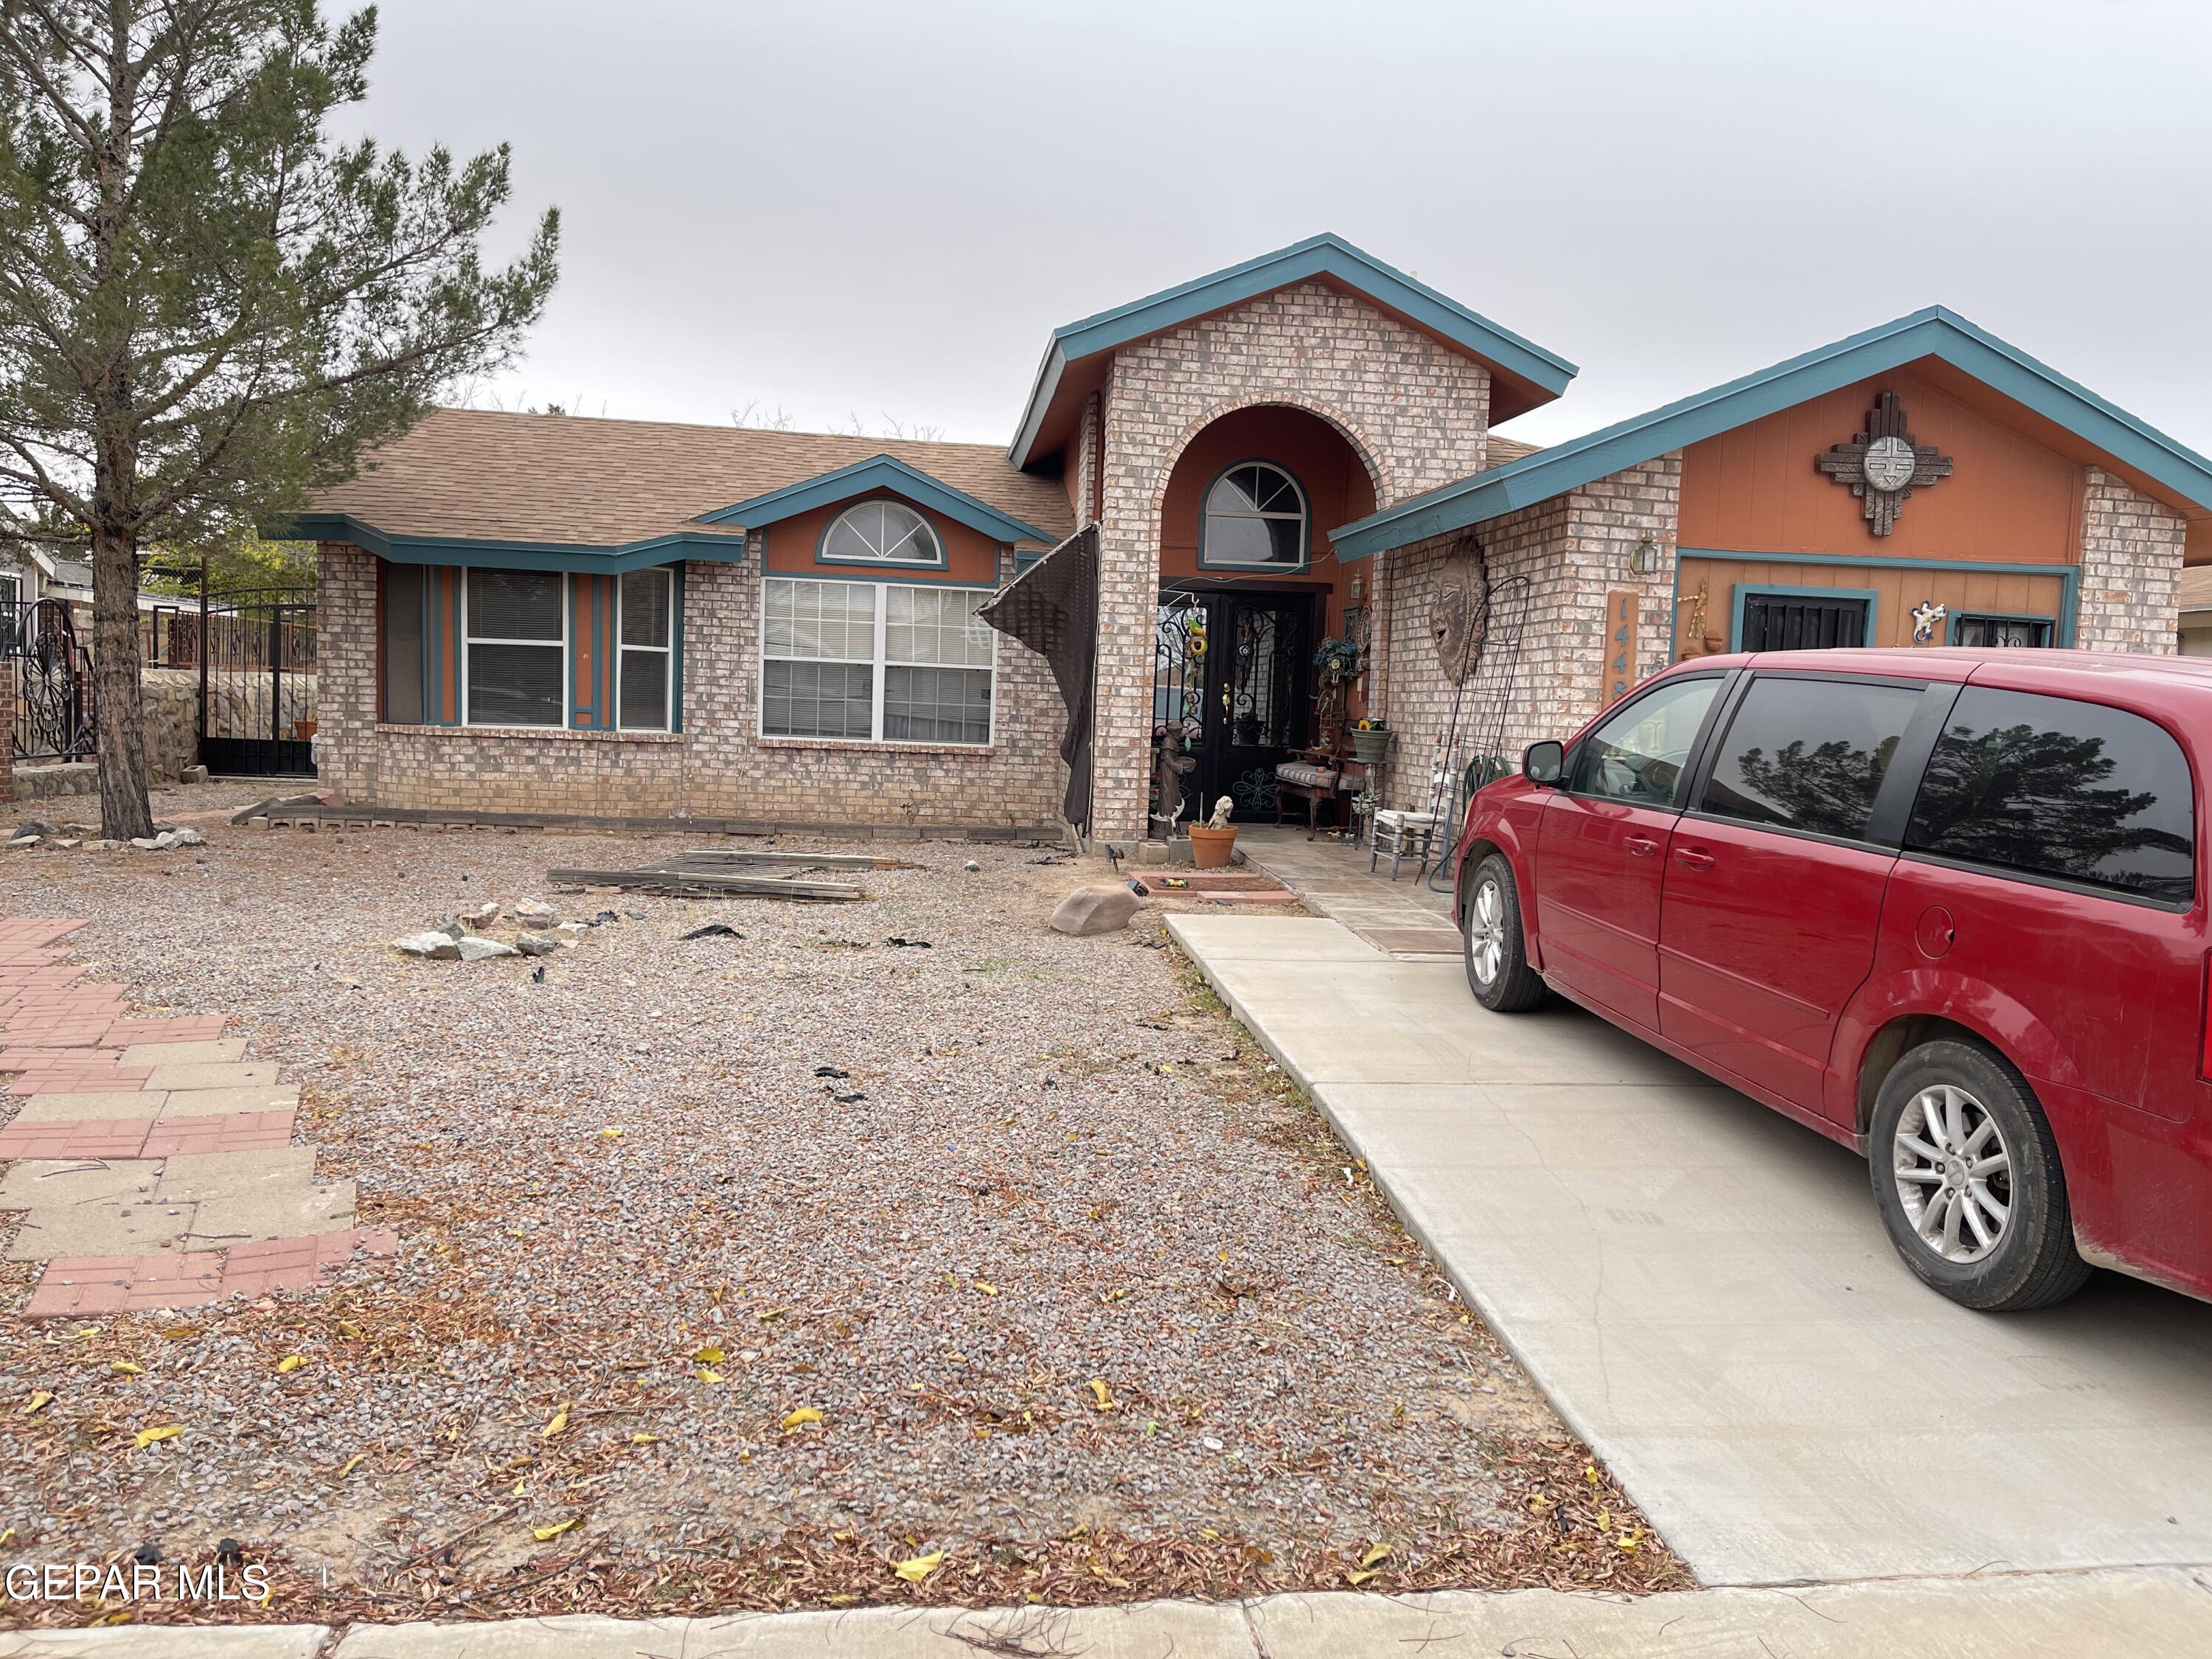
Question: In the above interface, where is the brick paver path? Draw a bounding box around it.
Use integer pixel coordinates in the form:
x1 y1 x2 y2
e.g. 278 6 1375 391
0 917 392 1317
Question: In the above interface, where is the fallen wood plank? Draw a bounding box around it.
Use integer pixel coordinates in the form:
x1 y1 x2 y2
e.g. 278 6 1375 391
545 866 863 900
663 848 900 871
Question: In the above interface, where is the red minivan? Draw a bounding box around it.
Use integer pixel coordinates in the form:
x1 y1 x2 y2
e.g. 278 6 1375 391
1455 647 2212 1312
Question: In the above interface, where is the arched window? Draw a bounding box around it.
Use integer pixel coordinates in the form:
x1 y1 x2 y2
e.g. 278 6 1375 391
1201 462 1307 569
821 499 944 567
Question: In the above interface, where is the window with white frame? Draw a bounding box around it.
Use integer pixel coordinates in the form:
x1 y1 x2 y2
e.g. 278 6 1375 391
1201 462 1307 568
821 500 945 567
762 577 992 745
618 568 673 730
465 568 565 726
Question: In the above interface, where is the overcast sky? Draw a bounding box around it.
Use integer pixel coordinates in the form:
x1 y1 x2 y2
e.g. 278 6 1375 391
348 0 2212 456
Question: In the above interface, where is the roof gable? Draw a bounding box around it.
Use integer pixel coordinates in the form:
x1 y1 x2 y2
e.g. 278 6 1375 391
1331 307 2212 560
1009 232 1576 470
703 454 1054 546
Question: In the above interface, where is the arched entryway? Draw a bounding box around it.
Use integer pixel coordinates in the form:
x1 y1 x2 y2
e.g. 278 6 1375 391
1149 406 1378 832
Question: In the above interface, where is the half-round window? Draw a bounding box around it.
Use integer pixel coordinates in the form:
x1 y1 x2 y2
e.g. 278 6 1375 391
821 500 944 566
1202 462 1307 568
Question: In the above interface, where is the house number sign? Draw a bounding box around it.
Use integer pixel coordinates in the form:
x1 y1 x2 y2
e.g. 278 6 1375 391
1601 591 1639 708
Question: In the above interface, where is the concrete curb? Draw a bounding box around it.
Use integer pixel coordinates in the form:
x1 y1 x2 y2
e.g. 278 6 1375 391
6 1569 2211 1655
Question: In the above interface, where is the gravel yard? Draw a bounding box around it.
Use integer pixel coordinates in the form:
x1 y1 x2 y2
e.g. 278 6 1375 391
0 822 1686 1624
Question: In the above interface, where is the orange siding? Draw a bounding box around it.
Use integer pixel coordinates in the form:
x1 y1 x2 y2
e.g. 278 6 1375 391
762 492 1001 583
1674 556 2068 658
429 567 462 725
568 573 616 728
1677 366 2084 565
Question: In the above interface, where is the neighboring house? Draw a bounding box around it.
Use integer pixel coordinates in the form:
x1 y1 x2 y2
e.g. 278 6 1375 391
2180 566 2212 656
291 232 2212 840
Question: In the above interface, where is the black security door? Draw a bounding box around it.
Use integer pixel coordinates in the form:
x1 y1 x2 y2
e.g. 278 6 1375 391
1194 590 1314 820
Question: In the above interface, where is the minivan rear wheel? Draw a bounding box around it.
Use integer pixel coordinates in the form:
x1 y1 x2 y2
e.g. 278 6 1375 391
1463 852 1545 1012
1867 1039 2090 1312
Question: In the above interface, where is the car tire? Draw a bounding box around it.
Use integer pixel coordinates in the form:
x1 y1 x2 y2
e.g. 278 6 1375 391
1462 852 1546 1012
1867 1038 2091 1312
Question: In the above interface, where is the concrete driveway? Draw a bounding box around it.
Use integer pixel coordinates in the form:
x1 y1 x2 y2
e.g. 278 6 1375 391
1166 913 2212 1587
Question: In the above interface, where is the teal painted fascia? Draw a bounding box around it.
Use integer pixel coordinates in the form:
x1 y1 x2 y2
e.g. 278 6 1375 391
700 455 1053 547
1007 232 1578 469
288 514 743 574
1330 306 2212 560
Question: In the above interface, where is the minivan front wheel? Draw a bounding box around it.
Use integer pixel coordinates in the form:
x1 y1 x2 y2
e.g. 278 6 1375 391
1462 852 1545 1012
1868 1039 2090 1312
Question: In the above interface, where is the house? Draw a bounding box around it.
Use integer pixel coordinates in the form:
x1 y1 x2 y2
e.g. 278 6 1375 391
293 233 2212 841
2180 566 2212 656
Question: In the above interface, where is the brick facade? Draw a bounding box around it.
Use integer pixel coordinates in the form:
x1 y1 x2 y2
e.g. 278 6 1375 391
317 541 1068 830
1374 455 1682 810
2076 467 2185 653
1091 281 1498 838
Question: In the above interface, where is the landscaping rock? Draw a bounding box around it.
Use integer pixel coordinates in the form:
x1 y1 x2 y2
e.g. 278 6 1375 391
394 931 462 959
169 827 206 847
10 820 59 840
8 835 41 849
512 897 557 925
469 901 501 925
456 936 520 961
552 922 589 940
437 919 467 941
515 931 560 956
180 764 209 785
1049 885 1141 937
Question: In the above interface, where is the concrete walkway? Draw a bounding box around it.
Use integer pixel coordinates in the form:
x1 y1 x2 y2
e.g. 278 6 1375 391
1237 826 1461 956
1166 913 2212 1587
12 1568 2211 1656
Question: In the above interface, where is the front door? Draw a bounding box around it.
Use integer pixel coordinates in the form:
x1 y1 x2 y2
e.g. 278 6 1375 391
1155 588 1314 828
1533 673 1726 1028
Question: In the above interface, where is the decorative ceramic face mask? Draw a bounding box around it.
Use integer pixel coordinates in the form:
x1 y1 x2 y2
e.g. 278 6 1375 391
1429 549 1488 685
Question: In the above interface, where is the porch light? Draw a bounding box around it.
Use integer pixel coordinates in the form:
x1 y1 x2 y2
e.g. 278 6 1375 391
1629 532 1660 577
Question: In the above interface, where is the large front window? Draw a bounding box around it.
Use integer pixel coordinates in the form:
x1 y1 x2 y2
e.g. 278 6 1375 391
762 577 992 745
465 568 565 726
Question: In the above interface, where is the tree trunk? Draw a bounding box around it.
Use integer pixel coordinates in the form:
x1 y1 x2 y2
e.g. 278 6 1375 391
91 521 153 840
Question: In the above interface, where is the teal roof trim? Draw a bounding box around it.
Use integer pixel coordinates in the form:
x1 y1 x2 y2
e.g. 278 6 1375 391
1329 306 2212 560
1008 232 1578 469
700 454 1054 546
285 514 747 573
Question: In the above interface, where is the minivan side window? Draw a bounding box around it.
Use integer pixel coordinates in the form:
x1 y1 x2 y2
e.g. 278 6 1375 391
1571 676 1722 807
1699 675 1922 842
1905 686 2195 904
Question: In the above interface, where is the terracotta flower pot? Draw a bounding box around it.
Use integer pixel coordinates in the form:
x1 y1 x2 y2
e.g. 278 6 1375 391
1187 824 1237 869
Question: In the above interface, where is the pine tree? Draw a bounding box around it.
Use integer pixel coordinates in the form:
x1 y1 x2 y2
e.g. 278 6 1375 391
0 2 557 835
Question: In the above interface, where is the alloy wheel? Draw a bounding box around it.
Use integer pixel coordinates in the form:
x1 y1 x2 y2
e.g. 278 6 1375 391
1467 877 1506 987
1892 1083 2014 1265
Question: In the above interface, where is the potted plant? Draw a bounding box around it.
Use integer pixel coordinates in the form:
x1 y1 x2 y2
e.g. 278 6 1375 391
1186 795 1237 869
1351 717 1391 764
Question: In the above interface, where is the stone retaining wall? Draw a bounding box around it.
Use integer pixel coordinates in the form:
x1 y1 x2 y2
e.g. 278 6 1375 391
139 667 317 782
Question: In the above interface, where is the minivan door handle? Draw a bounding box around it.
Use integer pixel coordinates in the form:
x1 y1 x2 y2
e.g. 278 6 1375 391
1673 846 1715 871
1624 835 1660 858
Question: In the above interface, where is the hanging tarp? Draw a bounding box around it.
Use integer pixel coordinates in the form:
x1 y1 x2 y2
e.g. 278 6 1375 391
980 526 1098 833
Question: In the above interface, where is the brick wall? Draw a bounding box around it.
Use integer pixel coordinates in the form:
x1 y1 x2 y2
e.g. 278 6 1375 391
317 541 1070 830
1091 281 1498 838
2076 467 2185 653
1375 454 1682 811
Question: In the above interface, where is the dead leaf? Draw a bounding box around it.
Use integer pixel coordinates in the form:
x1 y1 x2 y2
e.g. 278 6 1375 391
132 1425 183 1450
1087 1378 1115 1411
1360 1543 1393 1568
972 1281 999 1297
599 1127 623 1139
691 1344 725 1364
630 1433 661 1445
892 1549 944 1583
336 1454 366 1478
275 1355 307 1374
110 1360 144 1377
1346 1568 1377 1587
696 1368 724 1385
22 1391 53 1414
540 1404 570 1438
531 1517 582 1542
757 1307 787 1323
823 1592 860 1607
780 1407 824 1431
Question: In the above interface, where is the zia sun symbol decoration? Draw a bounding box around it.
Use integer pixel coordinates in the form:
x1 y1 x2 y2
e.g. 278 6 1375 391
1815 392 1953 536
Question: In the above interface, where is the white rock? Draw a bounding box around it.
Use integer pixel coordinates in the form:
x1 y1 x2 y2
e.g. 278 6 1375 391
131 835 165 850
8 836 41 849
552 922 589 939
395 931 462 959
54 838 80 849
1049 885 1141 937
515 932 560 957
169 827 206 846
470 900 501 922
512 897 557 924
456 936 520 961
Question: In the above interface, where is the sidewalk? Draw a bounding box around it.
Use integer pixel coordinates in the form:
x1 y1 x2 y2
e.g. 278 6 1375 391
15 1568 2211 1656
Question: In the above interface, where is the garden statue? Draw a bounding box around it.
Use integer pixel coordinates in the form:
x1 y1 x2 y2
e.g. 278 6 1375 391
1152 725 1198 832
1208 795 1234 830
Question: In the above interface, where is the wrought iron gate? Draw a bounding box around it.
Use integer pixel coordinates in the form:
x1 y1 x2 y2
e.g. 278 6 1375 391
6 598 95 762
198 588 317 776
